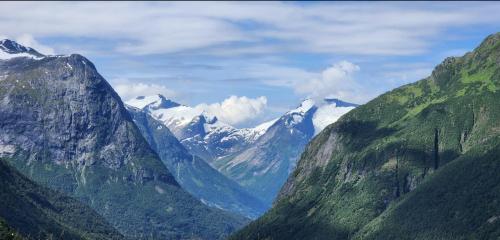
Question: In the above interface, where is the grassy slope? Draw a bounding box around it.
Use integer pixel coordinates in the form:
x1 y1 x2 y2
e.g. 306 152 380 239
0 159 123 240
231 33 500 240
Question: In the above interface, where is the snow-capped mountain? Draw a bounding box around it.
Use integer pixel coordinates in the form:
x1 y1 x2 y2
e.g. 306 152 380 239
126 94 268 162
126 105 267 219
127 94 357 206
0 39 45 60
212 98 358 204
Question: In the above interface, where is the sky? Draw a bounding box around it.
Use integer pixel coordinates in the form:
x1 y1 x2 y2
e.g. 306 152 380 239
1 1 499 127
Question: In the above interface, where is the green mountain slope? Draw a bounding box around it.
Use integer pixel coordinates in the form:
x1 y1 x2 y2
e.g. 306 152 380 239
354 140 500 239
0 41 247 239
231 33 500 239
0 159 123 240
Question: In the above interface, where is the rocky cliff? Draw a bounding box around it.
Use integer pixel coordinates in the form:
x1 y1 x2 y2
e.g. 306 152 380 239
0 41 247 239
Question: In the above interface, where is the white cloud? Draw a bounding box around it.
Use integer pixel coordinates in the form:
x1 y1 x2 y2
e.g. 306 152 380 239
15 34 55 55
116 82 268 126
296 61 361 102
195 96 268 126
312 103 355 135
246 61 366 103
0 2 499 56
113 82 176 102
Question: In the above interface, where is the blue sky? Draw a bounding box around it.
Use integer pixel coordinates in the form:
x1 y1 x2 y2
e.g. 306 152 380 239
1 1 499 127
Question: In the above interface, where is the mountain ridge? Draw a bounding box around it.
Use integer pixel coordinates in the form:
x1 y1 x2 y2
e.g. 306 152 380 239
0 39 45 59
128 95 358 206
231 32 500 240
212 98 357 205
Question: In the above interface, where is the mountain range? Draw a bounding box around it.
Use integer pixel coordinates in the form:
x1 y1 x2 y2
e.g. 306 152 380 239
231 32 500 240
126 104 267 219
126 95 357 207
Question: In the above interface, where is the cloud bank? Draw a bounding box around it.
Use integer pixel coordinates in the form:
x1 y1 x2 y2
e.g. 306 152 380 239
1 2 500 56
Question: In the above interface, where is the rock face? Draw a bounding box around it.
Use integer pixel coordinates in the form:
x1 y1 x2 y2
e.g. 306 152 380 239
0 159 123 240
127 105 267 219
0 40 247 239
232 33 500 239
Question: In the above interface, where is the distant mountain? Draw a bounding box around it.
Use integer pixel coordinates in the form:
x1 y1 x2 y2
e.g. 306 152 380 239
127 105 267 218
0 159 123 240
128 95 357 206
0 39 45 60
127 95 263 162
0 40 247 239
232 33 500 240
213 98 357 205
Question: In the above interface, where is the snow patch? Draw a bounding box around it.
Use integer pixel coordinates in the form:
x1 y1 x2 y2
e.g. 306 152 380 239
0 51 43 60
312 104 355 135
253 118 279 135
0 144 15 157
0 39 45 60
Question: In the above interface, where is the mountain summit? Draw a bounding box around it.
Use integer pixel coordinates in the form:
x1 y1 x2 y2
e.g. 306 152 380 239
126 96 262 161
127 94 181 110
213 98 357 205
0 39 45 59
129 95 358 207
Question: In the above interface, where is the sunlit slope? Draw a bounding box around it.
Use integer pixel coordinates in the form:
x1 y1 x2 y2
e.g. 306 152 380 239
231 33 500 240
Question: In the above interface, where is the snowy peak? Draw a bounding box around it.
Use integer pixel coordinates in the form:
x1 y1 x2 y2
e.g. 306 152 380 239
280 99 317 129
0 39 34 54
288 99 316 115
198 114 219 125
275 98 358 135
0 39 45 60
126 94 181 110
